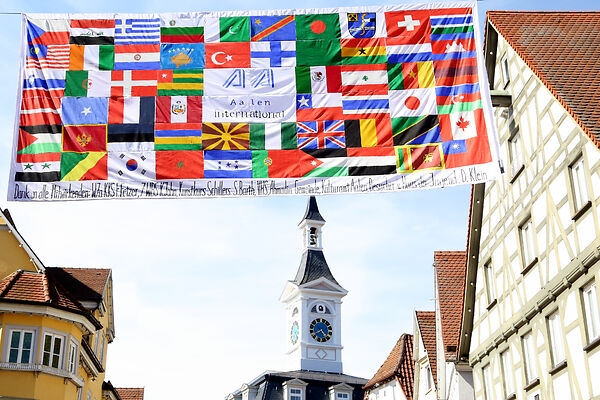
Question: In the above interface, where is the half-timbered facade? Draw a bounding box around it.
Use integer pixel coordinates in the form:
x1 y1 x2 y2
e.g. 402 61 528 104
460 11 600 400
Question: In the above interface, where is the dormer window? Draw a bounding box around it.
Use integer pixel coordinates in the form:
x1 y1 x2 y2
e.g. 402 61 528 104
329 383 353 400
283 379 307 400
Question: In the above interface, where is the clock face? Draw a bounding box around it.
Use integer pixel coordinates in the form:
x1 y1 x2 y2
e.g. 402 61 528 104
290 321 299 344
310 318 332 342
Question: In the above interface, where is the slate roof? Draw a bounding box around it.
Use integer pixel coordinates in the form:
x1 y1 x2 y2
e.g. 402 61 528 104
230 370 367 400
363 333 414 399
434 251 467 362
415 311 437 386
0 269 104 329
301 196 325 223
487 11 600 148
115 388 144 400
294 250 339 286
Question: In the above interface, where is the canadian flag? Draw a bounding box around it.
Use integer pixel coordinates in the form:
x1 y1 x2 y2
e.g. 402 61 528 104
439 108 486 141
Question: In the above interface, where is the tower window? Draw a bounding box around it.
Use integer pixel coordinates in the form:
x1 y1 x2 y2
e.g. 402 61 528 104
311 303 331 314
309 227 318 246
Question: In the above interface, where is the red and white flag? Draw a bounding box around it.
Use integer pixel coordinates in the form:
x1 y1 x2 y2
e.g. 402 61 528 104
25 44 70 69
111 70 158 97
439 108 486 141
341 64 388 94
205 42 251 68
385 10 432 41
156 96 202 123
108 97 144 124
389 88 437 117
20 95 62 126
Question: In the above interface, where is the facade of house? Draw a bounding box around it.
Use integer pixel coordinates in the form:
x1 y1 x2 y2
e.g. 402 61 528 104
413 311 437 400
460 11 600 400
227 196 368 400
363 333 414 400
0 208 142 400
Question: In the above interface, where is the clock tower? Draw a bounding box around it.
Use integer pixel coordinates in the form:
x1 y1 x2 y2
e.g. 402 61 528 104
280 196 347 373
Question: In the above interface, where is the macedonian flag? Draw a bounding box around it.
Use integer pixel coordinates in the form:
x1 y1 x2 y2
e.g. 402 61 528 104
202 123 250 150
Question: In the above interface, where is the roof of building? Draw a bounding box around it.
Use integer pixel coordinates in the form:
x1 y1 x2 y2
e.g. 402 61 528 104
415 311 437 386
115 388 144 400
487 11 600 148
0 269 104 329
434 251 467 362
0 208 45 272
293 250 339 286
301 196 325 223
363 333 414 399
230 370 368 400
46 267 110 302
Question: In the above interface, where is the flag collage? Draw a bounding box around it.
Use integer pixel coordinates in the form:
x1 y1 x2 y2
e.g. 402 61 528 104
12 6 498 195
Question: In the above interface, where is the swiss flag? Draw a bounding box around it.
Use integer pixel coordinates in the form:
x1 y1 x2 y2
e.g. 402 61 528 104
385 10 432 42
205 42 251 68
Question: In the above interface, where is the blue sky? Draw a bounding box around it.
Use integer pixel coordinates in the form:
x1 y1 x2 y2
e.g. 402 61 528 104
0 1 595 399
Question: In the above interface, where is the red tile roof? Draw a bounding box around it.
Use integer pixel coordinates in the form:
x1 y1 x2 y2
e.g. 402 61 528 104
0 269 103 329
415 311 437 386
46 267 110 302
487 11 600 149
115 388 144 400
364 333 414 399
434 251 467 362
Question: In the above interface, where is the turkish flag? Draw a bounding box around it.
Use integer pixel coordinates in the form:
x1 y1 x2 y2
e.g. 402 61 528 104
205 42 251 68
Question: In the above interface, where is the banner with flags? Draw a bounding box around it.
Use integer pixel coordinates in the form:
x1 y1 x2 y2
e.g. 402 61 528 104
8 3 501 201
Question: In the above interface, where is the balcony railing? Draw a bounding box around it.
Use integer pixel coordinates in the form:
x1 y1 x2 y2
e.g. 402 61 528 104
0 362 84 387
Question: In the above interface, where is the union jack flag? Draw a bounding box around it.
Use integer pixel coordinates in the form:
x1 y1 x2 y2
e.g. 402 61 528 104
297 120 346 149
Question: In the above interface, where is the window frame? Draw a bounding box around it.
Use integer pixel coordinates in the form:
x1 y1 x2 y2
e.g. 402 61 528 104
68 338 79 374
546 310 566 366
582 280 600 344
508 130 524 179
570 155 590 215
41 332 65 369
482 364 493 400
500 349 515 397
522 331 538 384
289 388 303 400
483 260 497 306
519 217 537 272
501 53 510 88
7 328 35 364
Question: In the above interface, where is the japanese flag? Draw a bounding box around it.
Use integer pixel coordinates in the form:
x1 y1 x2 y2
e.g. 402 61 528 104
389 87 437 117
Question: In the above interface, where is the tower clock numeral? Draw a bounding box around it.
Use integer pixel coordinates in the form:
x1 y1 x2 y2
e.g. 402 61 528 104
309 318 332 342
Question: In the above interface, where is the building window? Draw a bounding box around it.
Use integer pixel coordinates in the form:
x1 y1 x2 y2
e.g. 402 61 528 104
290 388 302 400
519 218 536 269
68 341 78 374
570 156 589 213
8 329 34 364
582 281 600 343
77 388 83 400
337 394 349 399
484 260 496 305
483 364 493 400
42 333 64 369
99 332 105 365
501 54 510 86
547 311 565 365
500 350 514 397
426 365 433 391
508 131 523 178
522 332 538 383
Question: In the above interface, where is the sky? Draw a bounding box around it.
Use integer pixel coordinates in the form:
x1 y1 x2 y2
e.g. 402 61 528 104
0 0 596 399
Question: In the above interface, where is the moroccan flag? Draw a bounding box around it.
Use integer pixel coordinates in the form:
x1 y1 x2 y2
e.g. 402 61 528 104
158 70 203 96
296 14 340 40
396 144 444 172
433 57 479 86
205 42 251 68
436 84 482 114
341 38 387 65
156 150 204 179
69 45 114 71
202 123 249 150
65 70 112 97
62 125 107 153
60 152 108 181
69 19 115 45
344 116 392 147
295 66 342 94
155 123 202 151
296 40 341 66
251 149 300 178
341 64 388 94
387 61 434 90
249 123 297 150
392 115 441 146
